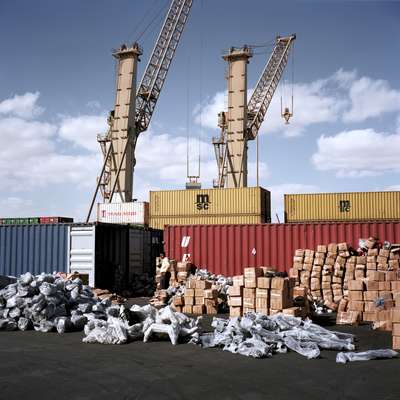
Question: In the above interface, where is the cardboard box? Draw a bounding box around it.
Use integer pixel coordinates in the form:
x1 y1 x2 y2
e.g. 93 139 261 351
196 280 212 289
257 277 271 289
173 296 184 306
356 256 367 265
228 286 243 296
386 271 397 281
244 278 257 288
256 307 269 315
392 336 400 350
282 306 302 317
243 267 263 278
392 323 400 336
243 297 256 308
195 297 204 305
206 305 218 315
336 311 361 325
364 301 377 312
293 286 307 297
376 310 392 321
363 290 379 302
363 311 378 321
368 248 379 256
328 243 338 253
229 306 242 317
317 245 327 253
367 270 385 281
271 277 289 290
233 275 244 287
183 305 193 314
186 279 197 289
392 281 400 291
348 300 364 312
389 260 400 269
256 297 269 309
204 289 218 299
365 280 379 291
379 281 391 291
348 280 364 291
228 296 242 307
348 291 363 301
185 288 195 297
295 249 305 257
243 288 256 298
192 305 205 314
392 309 400 323
367 262 377 270
194 288 204 297
184 296 194 306
256 288 269 298
204 298 218 307
270 289 292 309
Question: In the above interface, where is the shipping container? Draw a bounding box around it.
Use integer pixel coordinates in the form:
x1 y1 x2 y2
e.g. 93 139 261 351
0 224 69 276
150 186 270 230
96 202 149 225
39 216 74 224
284 191 400 222
164 222 400 276
69 223 162 290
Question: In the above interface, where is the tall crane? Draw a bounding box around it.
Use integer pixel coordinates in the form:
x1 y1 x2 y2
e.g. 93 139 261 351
213 34 296 188
87 0 193 221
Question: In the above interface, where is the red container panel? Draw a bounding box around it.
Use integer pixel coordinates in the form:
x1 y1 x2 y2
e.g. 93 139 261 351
164 222 400 276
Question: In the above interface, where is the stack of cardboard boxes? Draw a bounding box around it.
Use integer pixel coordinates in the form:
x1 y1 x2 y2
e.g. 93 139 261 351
228 267 303 318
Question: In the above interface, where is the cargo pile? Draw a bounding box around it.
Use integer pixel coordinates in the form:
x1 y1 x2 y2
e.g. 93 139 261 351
228 267 309 318
195 312 355 359
152 260 231 314
0 272 117 333
289 238 400 350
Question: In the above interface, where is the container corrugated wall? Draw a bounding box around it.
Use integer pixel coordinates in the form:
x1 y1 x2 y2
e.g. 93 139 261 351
150 186 270 229
164 222 400 276
285 191 400 222
0 224 69 276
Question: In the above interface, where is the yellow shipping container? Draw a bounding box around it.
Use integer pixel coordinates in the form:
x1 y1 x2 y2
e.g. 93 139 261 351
150 187 270 229
284 191 400 223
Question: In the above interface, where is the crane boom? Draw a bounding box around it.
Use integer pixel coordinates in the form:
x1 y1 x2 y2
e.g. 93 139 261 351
246 34 296 140
135 0 193 134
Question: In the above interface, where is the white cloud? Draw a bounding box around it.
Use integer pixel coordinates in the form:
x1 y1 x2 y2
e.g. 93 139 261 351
384 185 400 191
312 128 400 177
343 76 400 122
0 92 44 119
58 114 107 152
268 183 320 223
86 100 101 110
195 69 400 137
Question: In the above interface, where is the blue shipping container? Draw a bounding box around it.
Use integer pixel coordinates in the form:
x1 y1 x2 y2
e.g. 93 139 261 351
0 224 69 276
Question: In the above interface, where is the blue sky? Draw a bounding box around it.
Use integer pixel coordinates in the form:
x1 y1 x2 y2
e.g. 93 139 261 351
0 0 399 221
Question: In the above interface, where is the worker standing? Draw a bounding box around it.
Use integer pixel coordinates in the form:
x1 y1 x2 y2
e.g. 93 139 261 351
159 253 171 290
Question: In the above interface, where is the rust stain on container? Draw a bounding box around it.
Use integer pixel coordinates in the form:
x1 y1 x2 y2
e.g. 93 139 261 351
284 191 400 222
150 187 270 229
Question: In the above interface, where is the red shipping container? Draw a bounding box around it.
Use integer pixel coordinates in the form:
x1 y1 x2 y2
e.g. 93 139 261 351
164 222 400 277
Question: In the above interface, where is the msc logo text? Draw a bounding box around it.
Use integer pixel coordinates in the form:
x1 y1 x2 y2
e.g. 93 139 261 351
195 194 211 210
339 200 351 213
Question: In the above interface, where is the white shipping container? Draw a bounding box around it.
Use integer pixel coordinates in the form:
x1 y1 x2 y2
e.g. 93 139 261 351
96 202 149 225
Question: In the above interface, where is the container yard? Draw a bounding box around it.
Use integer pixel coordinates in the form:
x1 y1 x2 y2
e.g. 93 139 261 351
1 1 399 399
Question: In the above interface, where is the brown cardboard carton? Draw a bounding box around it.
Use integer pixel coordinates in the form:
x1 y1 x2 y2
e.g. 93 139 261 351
392 323 400 336
244 278 257 288
348 301 364 312
257 277 271 289
229 306 242 317
173 296 184 306
354 270 365 279
228 286 243 296
196 280 212 289
256 288 269 298
256 297 269 309
195 288 204 297
203 289 218 299
348 291 363 301
303 263 313 272
356 256 367 265
317 245 327 253
206 305 218 315
282 306 302 317
324 300 338 311
228 297 242 307
270 289 292 309
348 280 364 291
336 311 361 325
295 249 305 257
184 296 195 306
376 310 392 321
204 298 218 307
379 281 391 291
183 305 193 314
192 305 205 314
293 286 307 297
243 267 263 278
391 281 400 291
271 277 289 290
368 248 379 256
363 311 378 321
392 309 400 322
243 297 256 308
389 260 400 269
328 243 338 253
386 271 398 281
305 249 315 257
233 275 244 287
367 262 377 270
364 301 377 312
366 270 384 281
379 248 390 258
185 288 195 297
366 280 379 291
195 297 204 305
243 288 256 298
363 290 379 302
256 307 269 315
186 279 197 289
392 336 400 350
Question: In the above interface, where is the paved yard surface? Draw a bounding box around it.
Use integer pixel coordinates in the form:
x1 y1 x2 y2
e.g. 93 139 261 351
0 309 399 400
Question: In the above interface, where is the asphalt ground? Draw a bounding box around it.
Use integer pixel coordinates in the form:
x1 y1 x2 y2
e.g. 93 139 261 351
0 304 399 400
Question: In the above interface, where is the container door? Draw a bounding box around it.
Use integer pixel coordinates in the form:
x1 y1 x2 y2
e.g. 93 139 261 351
128 228 144 279
69 225 95 286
